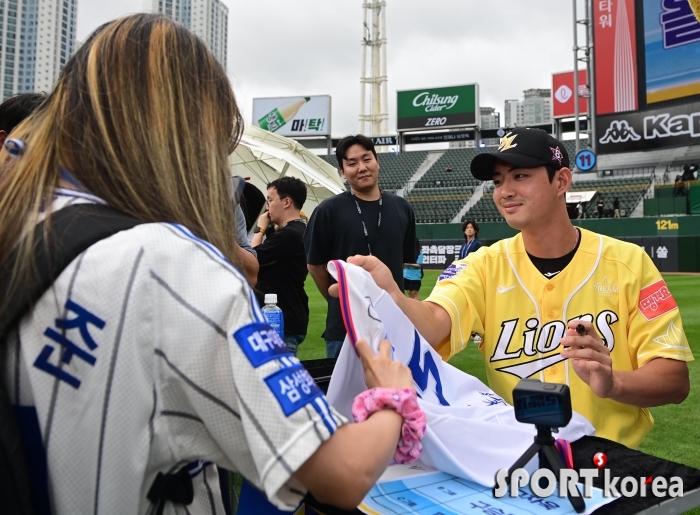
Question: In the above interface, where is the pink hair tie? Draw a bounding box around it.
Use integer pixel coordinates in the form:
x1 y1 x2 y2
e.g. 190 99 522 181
352 387 426 464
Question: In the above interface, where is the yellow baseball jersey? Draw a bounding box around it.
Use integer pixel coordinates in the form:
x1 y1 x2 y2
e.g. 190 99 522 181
426 228 693 448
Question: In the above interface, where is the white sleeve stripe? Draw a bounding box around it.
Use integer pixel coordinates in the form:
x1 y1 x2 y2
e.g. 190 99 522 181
149 270 227 338
249 289 265 322
312 397 338 433
44 250 87 452
154 349 241 420
304 404 326 441
429 293 466 350
235 390 294 477
95 248 144 512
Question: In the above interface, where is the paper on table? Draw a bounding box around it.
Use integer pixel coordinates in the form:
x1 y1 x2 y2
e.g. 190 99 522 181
359 463 616 515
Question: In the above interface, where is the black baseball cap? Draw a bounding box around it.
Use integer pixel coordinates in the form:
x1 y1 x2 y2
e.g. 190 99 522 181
470 128 570 181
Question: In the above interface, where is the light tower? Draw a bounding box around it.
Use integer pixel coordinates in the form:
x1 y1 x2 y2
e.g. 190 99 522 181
359 0 388 137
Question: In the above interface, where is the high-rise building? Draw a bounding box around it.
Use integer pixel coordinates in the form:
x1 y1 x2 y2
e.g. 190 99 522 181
0 0 77 100
503 90 552 128
503 99 520 127
479 106 500 147
148 0 228 70
449 106 500 148
522 88 551 126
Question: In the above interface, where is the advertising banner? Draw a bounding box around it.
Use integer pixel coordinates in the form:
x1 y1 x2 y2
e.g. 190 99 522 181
370 136 397 146
397 85 478 131
420 239 463 270
419 237 679 272
403 130 473 145
623 237 679 272
593 0 639 115
252 95 331 137
552 70 589 118
596 99 700 153
642 0 700 104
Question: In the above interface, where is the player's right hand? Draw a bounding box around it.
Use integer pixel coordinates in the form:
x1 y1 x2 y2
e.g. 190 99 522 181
347 255 404 300
356 338 414 390
561 320 615 399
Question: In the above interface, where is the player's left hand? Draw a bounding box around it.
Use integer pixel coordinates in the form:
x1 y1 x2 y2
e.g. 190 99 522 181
560 321 616 399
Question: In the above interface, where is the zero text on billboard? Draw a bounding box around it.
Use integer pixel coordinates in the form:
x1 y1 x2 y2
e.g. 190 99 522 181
397 85 478 131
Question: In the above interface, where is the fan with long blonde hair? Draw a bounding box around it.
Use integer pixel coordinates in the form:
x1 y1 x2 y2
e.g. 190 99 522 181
0 14 244 310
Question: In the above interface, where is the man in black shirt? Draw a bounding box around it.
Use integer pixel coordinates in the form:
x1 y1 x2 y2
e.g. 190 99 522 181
252 177 309 355
596 196 605 218
304 134 416 358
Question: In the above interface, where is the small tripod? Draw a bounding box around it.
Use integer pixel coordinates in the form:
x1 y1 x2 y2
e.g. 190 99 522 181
505 425 585 514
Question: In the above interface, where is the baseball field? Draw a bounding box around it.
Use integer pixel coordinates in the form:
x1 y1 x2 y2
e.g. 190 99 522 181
298 271 700 475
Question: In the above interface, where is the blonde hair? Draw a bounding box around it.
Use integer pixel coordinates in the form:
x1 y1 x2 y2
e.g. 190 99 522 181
0 14 244 308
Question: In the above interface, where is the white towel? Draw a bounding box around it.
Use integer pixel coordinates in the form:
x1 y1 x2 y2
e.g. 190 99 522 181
325 260 595 487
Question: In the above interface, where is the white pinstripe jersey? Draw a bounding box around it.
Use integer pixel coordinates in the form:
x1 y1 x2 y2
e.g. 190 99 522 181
1 191 345 514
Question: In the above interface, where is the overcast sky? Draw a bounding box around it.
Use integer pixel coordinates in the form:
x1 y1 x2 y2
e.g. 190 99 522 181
77 0 587 138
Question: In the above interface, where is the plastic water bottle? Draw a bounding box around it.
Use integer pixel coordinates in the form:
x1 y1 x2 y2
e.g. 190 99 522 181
262 293 284 339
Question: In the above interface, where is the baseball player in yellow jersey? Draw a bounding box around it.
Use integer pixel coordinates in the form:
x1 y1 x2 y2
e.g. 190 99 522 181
341 127 692 448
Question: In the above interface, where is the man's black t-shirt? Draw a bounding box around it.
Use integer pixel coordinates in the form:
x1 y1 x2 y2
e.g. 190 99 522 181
255 220 309 335
304 190 416 340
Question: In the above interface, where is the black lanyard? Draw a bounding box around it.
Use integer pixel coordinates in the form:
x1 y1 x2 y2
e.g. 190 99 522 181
351 191 383 256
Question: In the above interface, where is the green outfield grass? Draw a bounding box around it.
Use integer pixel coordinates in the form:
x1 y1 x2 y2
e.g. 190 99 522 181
299 271 700 474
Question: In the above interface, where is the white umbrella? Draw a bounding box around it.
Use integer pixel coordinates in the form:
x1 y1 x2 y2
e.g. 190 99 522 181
229 125 345 215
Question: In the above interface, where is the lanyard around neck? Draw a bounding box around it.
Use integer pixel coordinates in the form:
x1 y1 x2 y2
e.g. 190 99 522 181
351 190 383 256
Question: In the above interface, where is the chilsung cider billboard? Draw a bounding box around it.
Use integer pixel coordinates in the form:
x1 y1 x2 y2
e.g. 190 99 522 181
396 84 478 131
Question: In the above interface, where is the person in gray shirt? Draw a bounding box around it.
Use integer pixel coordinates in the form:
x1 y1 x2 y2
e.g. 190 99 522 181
230 176 259 285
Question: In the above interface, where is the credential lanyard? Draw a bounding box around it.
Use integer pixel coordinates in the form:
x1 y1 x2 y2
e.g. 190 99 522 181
351 191 382 256
464 239 476 255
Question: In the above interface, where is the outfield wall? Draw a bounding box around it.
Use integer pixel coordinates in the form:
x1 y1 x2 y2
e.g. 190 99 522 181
416 215 700 272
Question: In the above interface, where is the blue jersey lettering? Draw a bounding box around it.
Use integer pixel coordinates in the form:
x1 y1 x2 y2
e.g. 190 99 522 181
234 322 292 368
264 363 322 416
408 331 450 406
33 299 105 388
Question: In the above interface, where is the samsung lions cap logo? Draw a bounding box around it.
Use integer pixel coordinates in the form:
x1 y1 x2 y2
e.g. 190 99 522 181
550 146 564 166
498 132 518 152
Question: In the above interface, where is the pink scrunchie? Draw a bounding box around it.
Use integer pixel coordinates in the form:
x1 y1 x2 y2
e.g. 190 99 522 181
352 387 427 464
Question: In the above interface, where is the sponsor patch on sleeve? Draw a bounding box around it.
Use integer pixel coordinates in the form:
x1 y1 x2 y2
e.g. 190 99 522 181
264 363 323 416
638 280 678 321
438 263 469 282
233 322 292 368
